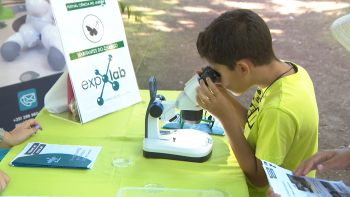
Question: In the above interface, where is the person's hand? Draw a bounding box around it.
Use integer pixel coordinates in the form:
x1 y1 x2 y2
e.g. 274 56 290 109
0 169 10 192
1 119 42 149
195 77 234 121
293 149 350 177
194 67 205 75
266 187 281 197
215 83 231 99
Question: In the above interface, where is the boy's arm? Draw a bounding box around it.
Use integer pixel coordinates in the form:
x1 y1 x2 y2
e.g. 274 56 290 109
220 111 268 187
196 78 268 187
216 84 248 129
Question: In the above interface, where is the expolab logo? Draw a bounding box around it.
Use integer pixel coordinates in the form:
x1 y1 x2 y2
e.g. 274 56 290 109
81 54 126 106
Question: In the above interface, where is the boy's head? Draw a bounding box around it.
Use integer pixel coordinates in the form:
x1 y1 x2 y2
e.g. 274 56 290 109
196 9 278 70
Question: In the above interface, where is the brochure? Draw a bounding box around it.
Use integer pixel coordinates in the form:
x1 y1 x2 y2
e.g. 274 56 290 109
262 160 350 197
10 143 102 169
49 0 141 123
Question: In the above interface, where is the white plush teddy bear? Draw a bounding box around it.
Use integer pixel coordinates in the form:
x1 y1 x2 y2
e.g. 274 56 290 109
1 0 65 71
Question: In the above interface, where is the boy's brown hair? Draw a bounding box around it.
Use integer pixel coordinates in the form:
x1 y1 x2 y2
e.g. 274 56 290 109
196 9 279 70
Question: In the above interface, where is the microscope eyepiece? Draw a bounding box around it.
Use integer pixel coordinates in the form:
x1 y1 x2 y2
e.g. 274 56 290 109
199 66 220 86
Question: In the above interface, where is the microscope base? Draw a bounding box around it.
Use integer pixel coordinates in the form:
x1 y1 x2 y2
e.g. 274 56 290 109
143 129 213 162
143 150 212 163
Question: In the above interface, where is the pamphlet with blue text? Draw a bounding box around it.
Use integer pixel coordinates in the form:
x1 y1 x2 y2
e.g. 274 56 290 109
10 143 102 169
263 160 350 197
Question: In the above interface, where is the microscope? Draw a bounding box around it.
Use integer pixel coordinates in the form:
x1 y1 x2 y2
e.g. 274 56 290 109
143 66 221 162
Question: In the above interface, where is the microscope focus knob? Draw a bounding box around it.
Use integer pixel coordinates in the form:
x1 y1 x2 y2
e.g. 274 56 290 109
150 102 163 118
156 94 166 101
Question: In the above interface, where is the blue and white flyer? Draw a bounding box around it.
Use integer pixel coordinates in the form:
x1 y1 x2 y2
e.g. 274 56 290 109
10 143 102 169
262 160 350 197
50 0 141 123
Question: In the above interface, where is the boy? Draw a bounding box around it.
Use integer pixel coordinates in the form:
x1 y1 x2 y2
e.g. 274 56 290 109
268 13 350 197
195 9 318 196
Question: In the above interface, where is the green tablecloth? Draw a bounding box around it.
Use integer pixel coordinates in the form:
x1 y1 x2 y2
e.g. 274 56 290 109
0 90 249 197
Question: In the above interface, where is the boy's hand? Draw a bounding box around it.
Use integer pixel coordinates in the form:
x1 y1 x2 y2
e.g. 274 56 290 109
0 169 10 192
266 187 281 197
215 83 231 99
196 77 233 121
293 149 350 177
1 119 42 149
194 67 205 75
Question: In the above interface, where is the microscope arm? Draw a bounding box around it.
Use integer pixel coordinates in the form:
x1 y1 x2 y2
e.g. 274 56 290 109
159 101 176 123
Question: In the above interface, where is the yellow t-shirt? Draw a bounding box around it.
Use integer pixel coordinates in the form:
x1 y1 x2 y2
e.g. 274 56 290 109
244 62 319 197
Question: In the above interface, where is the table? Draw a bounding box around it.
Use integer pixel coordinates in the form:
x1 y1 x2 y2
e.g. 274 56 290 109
0 90 249 197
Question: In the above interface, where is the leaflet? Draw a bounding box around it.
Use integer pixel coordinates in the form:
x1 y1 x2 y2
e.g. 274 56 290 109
262 160 350 197
10 143 102 169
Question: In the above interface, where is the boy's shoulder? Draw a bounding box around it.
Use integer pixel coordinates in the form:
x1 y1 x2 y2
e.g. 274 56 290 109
260 61 316 111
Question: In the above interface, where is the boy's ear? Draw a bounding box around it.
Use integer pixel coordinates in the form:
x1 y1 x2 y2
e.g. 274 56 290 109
236 59 252 77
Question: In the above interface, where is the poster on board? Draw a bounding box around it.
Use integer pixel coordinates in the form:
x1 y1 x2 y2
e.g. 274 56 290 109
0 0 65 131
50 0 141 123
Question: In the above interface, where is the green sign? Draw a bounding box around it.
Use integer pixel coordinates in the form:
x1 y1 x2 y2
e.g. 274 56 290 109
69 41 124 60
66 0 106 11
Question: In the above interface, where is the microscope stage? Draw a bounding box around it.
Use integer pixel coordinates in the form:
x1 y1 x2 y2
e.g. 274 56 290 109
143 129 213 162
